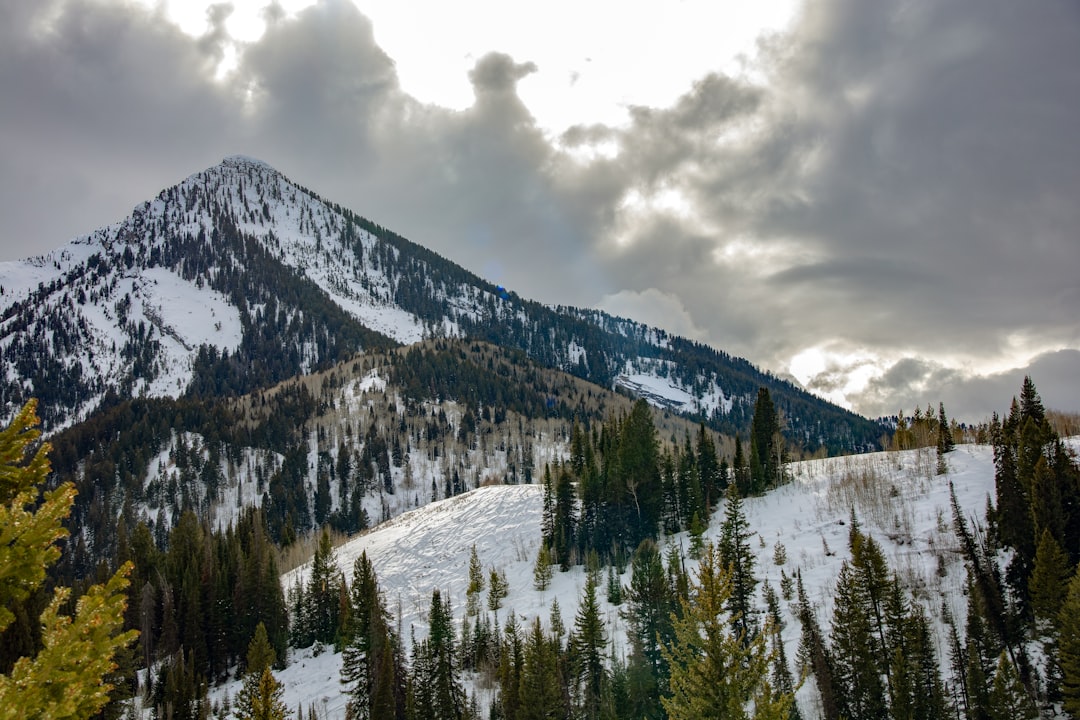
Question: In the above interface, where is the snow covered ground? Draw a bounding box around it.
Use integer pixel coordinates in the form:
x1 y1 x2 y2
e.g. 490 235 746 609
203 438 1073 719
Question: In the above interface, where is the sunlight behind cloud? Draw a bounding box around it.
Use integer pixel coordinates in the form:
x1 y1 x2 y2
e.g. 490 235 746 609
133 0 799 135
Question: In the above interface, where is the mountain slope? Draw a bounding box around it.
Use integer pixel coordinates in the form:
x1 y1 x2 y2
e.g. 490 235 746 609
0 155 882 450
240 439 1034 719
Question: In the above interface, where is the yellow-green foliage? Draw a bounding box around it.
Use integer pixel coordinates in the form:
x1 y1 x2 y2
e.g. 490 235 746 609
0 400 137 720
660 542 792 720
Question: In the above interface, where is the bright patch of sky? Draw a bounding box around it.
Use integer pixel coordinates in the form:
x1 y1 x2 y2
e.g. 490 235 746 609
134 0 799 135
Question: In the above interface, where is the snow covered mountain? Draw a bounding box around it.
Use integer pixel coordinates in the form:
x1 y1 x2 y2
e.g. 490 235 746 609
0 155 881 449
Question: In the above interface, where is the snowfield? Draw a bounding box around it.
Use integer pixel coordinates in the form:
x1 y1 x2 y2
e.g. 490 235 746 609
204 439 1074 719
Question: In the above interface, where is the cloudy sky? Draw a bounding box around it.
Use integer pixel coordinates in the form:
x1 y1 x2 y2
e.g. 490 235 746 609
2 0 1078 422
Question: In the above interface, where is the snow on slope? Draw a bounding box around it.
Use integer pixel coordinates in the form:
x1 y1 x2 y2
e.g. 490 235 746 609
203 439 1064 719
615 358 733 416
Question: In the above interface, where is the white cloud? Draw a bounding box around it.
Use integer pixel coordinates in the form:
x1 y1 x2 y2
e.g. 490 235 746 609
596 288 706 342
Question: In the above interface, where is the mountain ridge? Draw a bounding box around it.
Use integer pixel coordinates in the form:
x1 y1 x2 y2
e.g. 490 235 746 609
0 155 882 451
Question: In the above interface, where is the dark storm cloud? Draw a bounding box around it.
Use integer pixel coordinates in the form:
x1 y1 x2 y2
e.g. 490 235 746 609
0 0 240 258
590 0 1080 416
1 0 1077 417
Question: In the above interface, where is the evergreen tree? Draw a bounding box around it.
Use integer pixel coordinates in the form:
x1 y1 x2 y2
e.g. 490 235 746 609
552 467 577 570
718 485 758 643
0 401 138 720
661 541 792 719
518 618 565 720
750 387 783 492
696 422 722 513
246 623 276 676
233 666 290 720
1029 528 1072 635
466 545 485 617
733 435 750 497
306 528 343 647
488 567 509 616
764 583 800 720
414 589 464 720
621 539 673 719
533 544 554 593
570 573 607 719
790 569 838 716
235 628 289 720
341 552 399 720
937 403 954 453
829 561 887 720
496 612 524 720
987 652 1038 720
1060 571 1080 718
614 400 662 555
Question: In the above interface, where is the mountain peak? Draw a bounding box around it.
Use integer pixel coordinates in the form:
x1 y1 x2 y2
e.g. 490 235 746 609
220 154 275 170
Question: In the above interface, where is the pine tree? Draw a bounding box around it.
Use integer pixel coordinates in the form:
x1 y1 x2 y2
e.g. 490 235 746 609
488 567 509 616
661 542 792 720
466 545 485 617
987 652 1038 720
518 618 564 720
1060 571 1080 718
696 422 722 513
552 467 577 570
764 583 800 720
496 612 524 720
718 485 757 643
1029 528 1072 635
416 589 464 720
795 570 840 720
234 626 288 720
233 666 290 720
750 387 783 492
306 528 342 647
829 561 886 720
532 544 553 593
246 623 276 676
615 400 662 554
0 401 138 720
622 538 673 718
341 552 399 720
571 573 607 719
733 435 750 497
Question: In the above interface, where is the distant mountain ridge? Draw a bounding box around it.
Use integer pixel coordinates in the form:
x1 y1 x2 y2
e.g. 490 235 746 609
0 156 882 451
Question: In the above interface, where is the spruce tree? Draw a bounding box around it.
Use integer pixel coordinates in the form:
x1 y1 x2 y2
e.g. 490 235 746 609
496 613 524 720
235 629 289 720
750 387 783 492
987 652 1038 720
0 401 138 720
719 485 757 643
661 542 792 719
532 544 553 593
518 618 564 720
341 552 399 720
487 567 509 616
622 538 673 717
1060 571 1080 718
416 589 464 720
829 561 887 720
1029 528 1072 635
571 573 607 719
794 575 832 708
466 545 485 618
306 528 342 647
764 583 800 720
